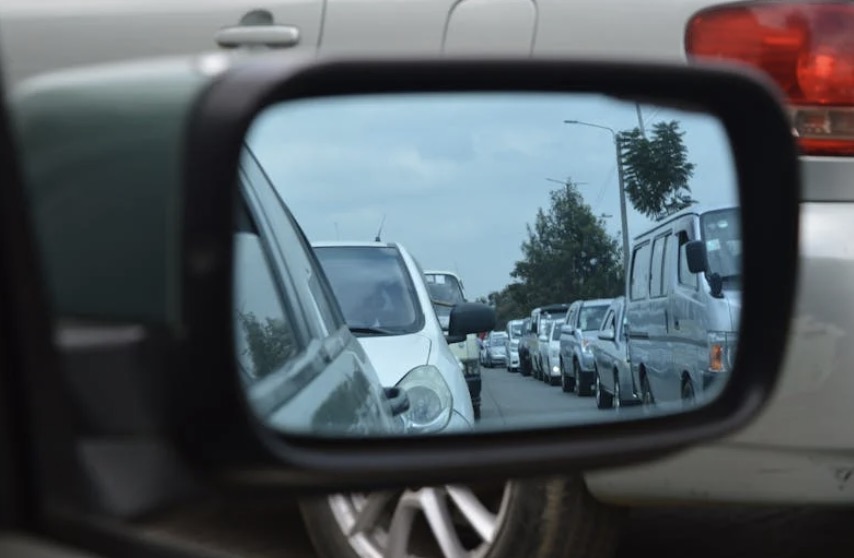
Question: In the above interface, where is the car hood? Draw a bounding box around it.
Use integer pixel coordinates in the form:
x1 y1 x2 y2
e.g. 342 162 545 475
357 333 433 387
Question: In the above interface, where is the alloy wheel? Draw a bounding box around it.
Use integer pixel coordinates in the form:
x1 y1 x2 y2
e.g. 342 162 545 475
327 482 512 558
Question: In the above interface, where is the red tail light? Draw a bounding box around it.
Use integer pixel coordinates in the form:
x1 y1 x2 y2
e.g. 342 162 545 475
685 2 854 156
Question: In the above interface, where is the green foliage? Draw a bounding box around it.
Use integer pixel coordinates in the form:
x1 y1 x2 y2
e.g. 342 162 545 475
619 120 697 221
236 311 295 379
488 180 624 327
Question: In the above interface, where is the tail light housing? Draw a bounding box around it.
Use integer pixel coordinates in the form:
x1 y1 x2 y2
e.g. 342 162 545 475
685 1 854 156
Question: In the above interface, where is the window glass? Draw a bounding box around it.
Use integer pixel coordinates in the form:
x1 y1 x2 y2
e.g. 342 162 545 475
650 235 667 298
579 304 609 331
314 246 423 334
233 232 299 382
630 242 652 300
551 323 562 341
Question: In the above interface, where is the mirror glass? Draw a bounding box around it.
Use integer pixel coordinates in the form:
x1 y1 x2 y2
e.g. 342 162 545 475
233 92 740 438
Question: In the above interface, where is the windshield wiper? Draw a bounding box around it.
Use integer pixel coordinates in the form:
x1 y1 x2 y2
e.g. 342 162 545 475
349 326 398 335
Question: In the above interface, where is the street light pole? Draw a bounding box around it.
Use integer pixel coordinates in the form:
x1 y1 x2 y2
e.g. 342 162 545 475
613 134 630 274
563 120 631 274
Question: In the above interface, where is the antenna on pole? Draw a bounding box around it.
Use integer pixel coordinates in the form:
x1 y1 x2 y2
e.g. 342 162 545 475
374 214 386 242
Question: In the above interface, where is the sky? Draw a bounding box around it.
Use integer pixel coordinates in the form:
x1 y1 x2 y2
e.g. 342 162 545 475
245 92 738 301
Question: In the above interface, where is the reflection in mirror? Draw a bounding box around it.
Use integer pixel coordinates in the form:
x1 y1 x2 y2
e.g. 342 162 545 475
234 92 740 438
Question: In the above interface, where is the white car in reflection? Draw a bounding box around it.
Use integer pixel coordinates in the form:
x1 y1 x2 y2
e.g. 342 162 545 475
312 241 475 433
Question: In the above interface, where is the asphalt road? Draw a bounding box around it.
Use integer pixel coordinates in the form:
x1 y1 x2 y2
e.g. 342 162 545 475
478 360 599 429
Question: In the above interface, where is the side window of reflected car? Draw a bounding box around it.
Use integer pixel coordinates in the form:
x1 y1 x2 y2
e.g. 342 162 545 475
233 208 300 382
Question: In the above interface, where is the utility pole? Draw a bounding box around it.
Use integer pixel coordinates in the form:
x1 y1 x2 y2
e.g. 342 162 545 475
563 120 631 276
636 103 646 137
614 133 630 274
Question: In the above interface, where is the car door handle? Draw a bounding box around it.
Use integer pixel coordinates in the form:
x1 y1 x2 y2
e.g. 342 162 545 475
215 24 300 48
384 387 410 417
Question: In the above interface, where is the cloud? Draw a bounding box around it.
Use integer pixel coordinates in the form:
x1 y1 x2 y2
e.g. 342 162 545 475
245 92 739 299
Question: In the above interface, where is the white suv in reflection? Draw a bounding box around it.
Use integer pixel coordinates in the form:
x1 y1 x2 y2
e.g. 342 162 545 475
312 241 475 433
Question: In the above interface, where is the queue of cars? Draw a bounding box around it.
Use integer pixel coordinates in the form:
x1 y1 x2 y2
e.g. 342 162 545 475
500 205 742 413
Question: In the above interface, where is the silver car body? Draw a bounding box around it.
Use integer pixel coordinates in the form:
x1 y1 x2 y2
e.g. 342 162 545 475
625 207 740 405
591 297 635 406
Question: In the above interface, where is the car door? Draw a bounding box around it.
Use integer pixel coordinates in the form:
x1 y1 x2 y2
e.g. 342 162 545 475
0 0 322 85
320 0 455 56
237 146 399 435
647 231 678 401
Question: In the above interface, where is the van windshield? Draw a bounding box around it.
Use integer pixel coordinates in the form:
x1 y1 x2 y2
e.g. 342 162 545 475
701 208 742 282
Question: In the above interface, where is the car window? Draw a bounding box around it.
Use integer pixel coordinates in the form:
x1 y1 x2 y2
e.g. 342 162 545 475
650 234 668 298
579 305 609 331
630 242 652 300
239 146 345 339
233 231 299 383
314 246 424 334
601 309 615 332
551 323 562 341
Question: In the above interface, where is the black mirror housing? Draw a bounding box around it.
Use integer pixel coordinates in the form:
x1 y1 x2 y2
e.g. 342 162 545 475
180 55 799 490
686 239 709 274
448 303 496 339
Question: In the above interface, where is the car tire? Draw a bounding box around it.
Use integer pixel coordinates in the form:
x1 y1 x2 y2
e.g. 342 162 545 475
300 476 625 558
595 369 613 409
474 403 481 420
575 360 593 397
612 370 622 410
560 359 573 393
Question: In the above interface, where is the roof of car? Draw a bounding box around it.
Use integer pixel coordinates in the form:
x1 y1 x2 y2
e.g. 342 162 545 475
632 204 738 241
424 270 460 278
581 298 614 307
312 240 397 249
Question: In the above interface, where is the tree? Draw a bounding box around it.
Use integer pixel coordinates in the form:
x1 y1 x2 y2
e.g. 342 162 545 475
504 179 624 317
236 311 295 379
619 120 697 221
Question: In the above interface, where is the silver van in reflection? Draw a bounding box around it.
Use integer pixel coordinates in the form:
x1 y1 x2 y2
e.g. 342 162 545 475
625 206 741 407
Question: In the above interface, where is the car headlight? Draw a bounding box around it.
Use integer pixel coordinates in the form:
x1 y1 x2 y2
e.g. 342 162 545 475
395 365 453 434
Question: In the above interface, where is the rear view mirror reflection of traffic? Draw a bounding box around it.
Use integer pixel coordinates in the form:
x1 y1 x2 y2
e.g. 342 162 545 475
232 91 742 437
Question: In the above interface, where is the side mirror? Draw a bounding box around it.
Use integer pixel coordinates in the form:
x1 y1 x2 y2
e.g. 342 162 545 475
447 302 496 344
598 329 616 341
686 239 709 274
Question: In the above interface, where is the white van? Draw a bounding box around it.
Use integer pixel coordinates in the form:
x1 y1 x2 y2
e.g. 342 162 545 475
625 206 740 408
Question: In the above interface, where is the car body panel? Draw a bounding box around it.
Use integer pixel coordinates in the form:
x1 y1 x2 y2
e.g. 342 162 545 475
0 0 322 85
591 297 635 404
358 333 433 387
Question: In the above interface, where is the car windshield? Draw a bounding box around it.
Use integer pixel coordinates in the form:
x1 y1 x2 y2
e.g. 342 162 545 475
425 274 465 305
314 246 423 335
509 322 523 338
701 207 742 281
579 305 609 331
491 333 507 345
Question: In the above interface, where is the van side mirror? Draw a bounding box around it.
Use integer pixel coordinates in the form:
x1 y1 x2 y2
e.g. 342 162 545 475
685 240 708 273
447 302 496 344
